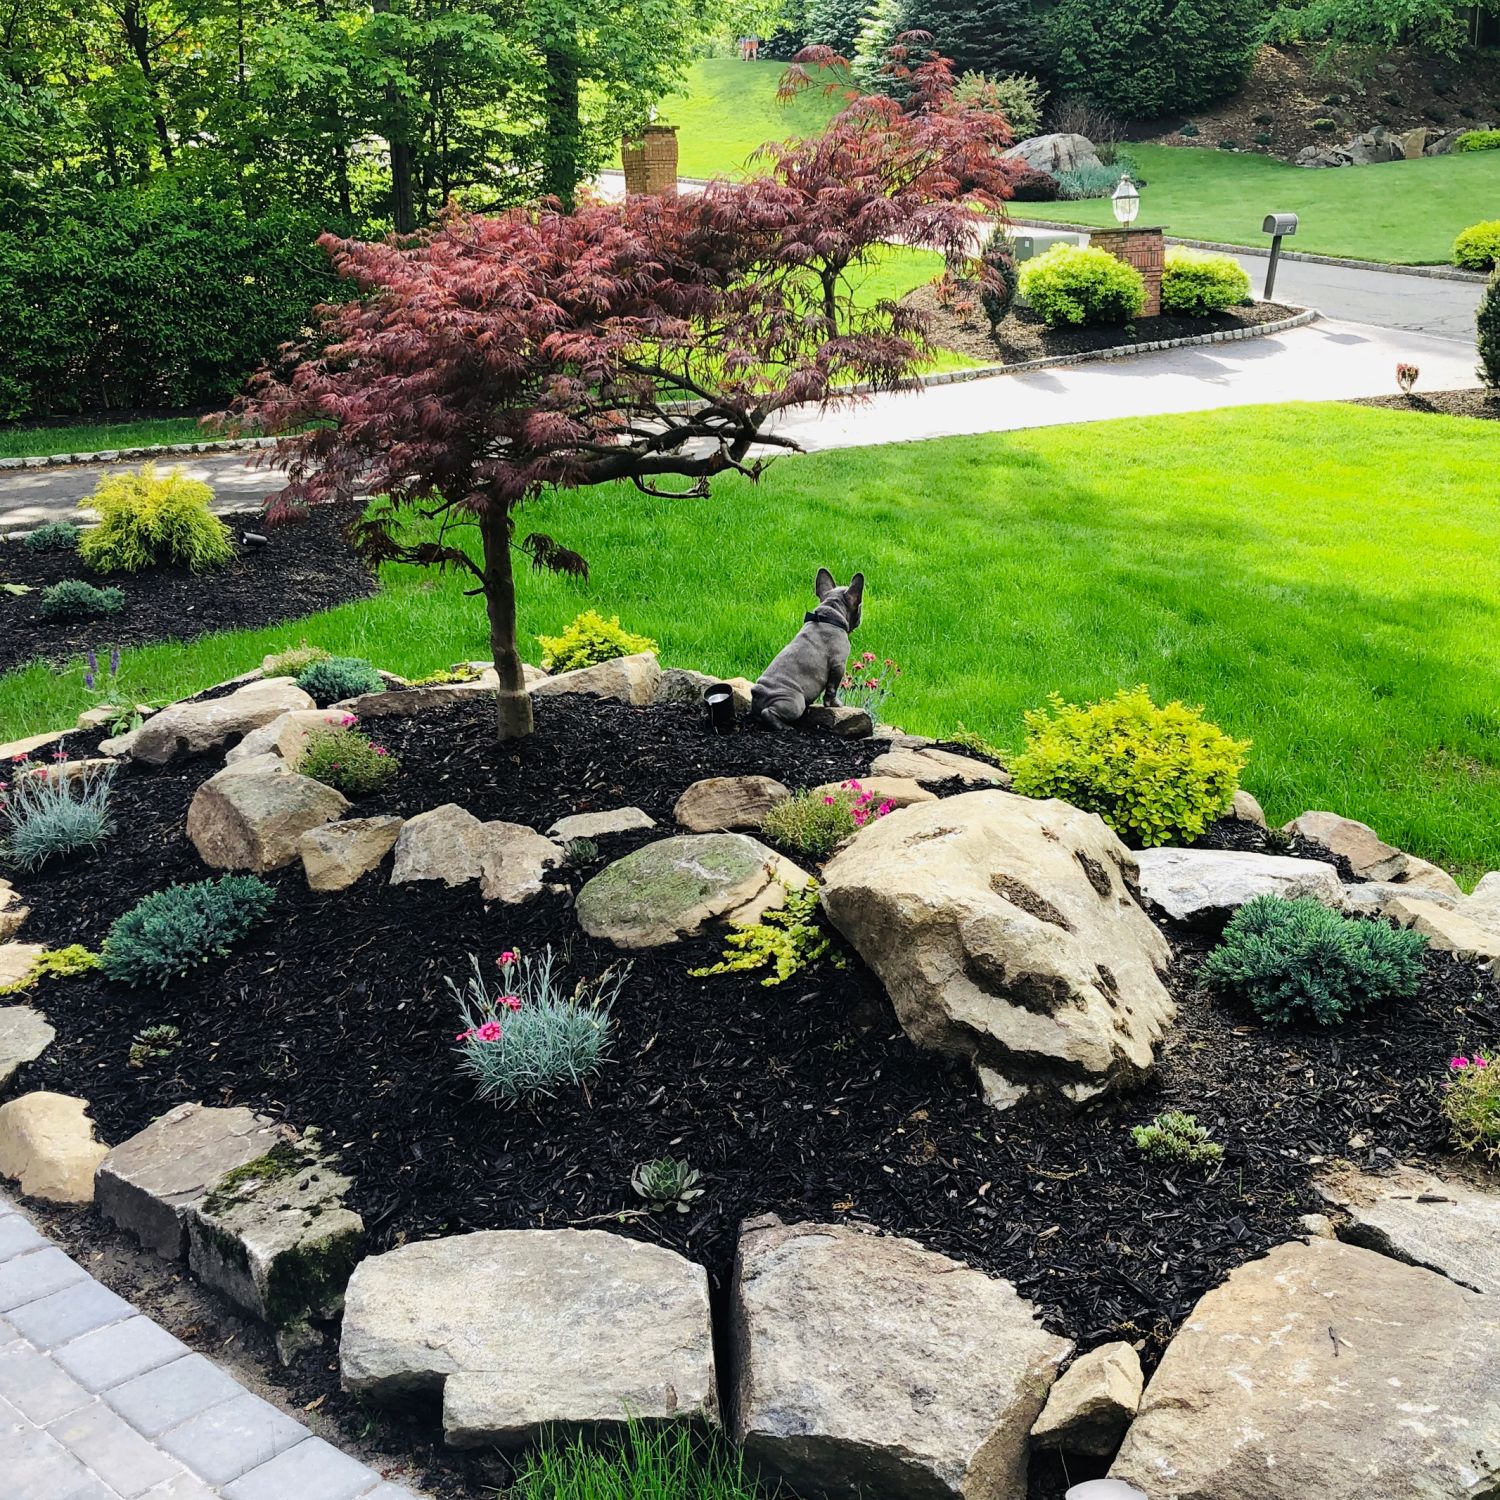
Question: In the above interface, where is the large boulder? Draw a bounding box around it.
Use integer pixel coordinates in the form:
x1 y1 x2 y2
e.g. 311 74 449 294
657 668 754 715
387 804 562 903
577 834 809 949
1282 810 1407 882
186 755 350 873
298 816 404 891
530 652 661 706
0 1006 55 1095
95 1102 282 1259
819 792 1175 1104
1133 848 1343 927
730 1216 1071 1500
130 678 314 765
1385 896 1500 964
1002 132 1102 176
1315 1163 1500 1296
1030 1340 1142 1458
674 776 790 832
1109 1237 1500 1499
340 1229 717 1447
0 1091 107 1203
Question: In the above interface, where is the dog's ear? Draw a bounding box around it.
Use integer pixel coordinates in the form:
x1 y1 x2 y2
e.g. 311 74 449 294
847 572 865 603
814 567 837 600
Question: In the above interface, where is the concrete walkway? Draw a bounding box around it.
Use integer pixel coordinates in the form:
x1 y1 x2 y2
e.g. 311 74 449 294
0 1190 417 1500
0 316 1483 530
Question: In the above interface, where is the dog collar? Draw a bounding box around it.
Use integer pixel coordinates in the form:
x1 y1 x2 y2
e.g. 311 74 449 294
804 606 849 630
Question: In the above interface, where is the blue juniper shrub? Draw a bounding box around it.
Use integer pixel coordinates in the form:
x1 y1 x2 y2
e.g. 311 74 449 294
23 521 80 553
102 874 276 987
295 656 385 703
40 579 125 621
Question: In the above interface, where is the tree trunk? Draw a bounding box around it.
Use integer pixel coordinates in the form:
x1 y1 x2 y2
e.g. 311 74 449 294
541 44 582 208
481 507 534 740
372 0 416 232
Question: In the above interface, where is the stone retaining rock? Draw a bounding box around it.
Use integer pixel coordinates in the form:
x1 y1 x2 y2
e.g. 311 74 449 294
1109 1237 1500 1499
1227 790 1266 826
0 729 70 762
0 1007 55 1095
731 1215 1070 1500
0 943 45 991
1339 878 1461 917
547 808 657 841
330 675 530 721
820 791 1175 1104
1395 853 1463 899
1282 810 1407 882
657 668 754 714
477 822 565 904
812 775 936 809
130 678 314 765
870 746 1008 786
270 709 366 765
340 1229 717 1447
674 776 790 832
0 878 28 943
1133 848 1343 926
530 652 661 706
1030 1341 1142 1457
577 834 809 948
0 1091 108 1203
389 803 488 886
1314 1163 1500 1296
298 816 404 891
186 1139 364 1360
1385 896 1500 964
187 755 350 872
798 705 873 738
95 1102 282 1259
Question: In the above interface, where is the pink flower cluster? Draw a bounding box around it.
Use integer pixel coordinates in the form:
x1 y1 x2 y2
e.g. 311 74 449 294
457 951 526 1044
840 651 902 696
822 778 895 828
1451 1053 1492 1070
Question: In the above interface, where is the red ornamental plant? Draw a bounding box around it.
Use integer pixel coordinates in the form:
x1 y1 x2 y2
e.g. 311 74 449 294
229 44 1010 741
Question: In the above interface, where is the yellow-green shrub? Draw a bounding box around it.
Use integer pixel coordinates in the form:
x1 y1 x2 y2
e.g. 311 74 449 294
538 610 657 674
79 463 234 573
1018 244 1145 327
1161 247 1251 315
1454 220 1500 272
1010 685 1250 846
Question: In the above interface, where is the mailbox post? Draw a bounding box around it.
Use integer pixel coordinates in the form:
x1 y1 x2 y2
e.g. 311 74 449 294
1261 212 1298 300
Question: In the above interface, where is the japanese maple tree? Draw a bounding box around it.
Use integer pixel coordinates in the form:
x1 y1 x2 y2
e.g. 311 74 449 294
229 44 1013 742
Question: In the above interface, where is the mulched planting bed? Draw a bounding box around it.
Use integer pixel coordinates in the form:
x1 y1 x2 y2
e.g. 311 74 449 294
0 503 374 673
12 693 1500 1497
1351 389 1500 422
910 285 1300 366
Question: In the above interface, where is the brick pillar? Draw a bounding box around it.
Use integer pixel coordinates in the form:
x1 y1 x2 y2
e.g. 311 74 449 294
1090 226 1165 318
621 126 679 197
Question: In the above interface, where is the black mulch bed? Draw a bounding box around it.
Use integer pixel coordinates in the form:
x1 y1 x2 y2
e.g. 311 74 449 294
908 284 1300 366
13 694 1500 1498
0 504 375 673
1351 389 1500 423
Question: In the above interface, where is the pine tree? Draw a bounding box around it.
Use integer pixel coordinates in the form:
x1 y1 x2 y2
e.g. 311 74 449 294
914 0 1053 84
805 0 870 55
1479 271 1500 389
852 0 912 90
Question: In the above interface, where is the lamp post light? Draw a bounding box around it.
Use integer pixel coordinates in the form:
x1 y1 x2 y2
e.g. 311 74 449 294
1111 174 1140 227
703 682 736 735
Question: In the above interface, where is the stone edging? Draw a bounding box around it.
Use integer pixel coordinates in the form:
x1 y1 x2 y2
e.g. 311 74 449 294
1008 217 1490 283
0 312 1317 482
0 435 277 474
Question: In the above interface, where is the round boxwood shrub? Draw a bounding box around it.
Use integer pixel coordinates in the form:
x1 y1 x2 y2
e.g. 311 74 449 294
39 579 124 621
296 656 385 703
79 463 234 574
1018 244 1146 328
102 874 275 988
1161 246 1251 315
1010 684 1250 847
1201 894 1428 1025
1454 220 1500 272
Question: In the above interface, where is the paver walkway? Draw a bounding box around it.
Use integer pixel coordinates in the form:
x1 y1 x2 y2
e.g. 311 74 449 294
0 1190 419 1500
0 316 1483 531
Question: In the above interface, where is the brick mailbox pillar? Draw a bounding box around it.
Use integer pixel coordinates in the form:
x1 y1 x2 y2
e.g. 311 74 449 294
1089 226 1165 317
621 125 680 197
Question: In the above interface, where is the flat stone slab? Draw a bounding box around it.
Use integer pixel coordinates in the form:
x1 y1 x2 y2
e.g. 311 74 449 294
673 776 790 832
95 1103 282 1259
1385 896 1500 963
870 746 1008 785
187 1140 363 1359
1134 847 1343 926
530 651 661 706
547 807 657 841
576 834 809 949
340 1228 717 1447
1315 1162 1500 1296
731 1215 1071 1499
1339 878 1461 916
0 1092 107 1204
0 1006 56 1095
1110 1237 1500 1500
812 775 937 809
129 678 314 765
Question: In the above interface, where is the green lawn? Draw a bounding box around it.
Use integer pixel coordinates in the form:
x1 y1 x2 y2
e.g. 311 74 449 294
653 58 844 179
6 403 1500 880
0 416 210 461
1003 143 1500 265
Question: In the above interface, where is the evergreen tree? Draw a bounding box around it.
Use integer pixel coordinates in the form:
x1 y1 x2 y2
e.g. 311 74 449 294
909 0 1053 84
805 0 874 55
852 0 912 90
1479 271 1500 389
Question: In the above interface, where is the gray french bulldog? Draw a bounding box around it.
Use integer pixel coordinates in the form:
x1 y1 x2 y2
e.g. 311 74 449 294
751 568 864 730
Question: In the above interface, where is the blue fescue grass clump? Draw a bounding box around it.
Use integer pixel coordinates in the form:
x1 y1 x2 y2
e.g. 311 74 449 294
102 875 275 987
1 761 116 871
1201 894 1427 1025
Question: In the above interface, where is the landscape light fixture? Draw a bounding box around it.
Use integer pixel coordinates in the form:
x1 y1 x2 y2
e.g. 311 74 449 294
704 682 736 735
1111 173 1140 226
1261 211 1299 300
1065 1481 1150 1500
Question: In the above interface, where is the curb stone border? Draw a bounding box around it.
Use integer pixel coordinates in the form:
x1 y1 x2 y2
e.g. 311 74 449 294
1 311 1318 485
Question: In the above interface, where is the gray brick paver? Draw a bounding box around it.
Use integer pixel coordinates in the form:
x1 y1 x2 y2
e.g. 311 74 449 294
0 1341 94 1424
54 1315 187 1393
47 1398 185 1498
104 1353 243 1438
0 1214 48 1262
8 1276 134 1350
222 1435 379 1500
155 1390 309 1487
0 1246 89 1311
